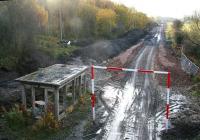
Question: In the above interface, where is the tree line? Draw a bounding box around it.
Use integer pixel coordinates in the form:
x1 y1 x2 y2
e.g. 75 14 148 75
165 11 200 65
46 0 152 38
0 0 152 73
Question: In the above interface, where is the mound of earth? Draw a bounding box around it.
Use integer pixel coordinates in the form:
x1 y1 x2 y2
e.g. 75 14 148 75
75 29 146 62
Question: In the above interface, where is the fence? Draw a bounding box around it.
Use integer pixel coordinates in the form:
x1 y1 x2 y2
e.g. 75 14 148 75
181 53 199 75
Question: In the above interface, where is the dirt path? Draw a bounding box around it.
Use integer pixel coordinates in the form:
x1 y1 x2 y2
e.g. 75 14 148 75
107 42 144 68
155 44 192 87
96 26 165 140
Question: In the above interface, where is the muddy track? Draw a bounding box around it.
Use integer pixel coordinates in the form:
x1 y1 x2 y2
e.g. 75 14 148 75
121 42 158 140
97 27 162 140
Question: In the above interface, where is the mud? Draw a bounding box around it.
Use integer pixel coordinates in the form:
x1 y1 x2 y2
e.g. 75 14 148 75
82 25 198 140
155 27 200 139
75 29 145 62
84 26 172 140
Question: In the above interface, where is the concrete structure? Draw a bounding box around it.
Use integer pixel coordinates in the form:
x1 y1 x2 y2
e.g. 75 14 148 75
16 64 88 120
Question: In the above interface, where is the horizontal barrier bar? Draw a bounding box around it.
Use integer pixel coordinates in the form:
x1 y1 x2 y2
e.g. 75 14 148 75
93 65 169 74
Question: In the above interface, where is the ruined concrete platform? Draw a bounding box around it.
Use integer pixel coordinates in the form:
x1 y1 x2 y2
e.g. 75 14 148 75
16 64 88 87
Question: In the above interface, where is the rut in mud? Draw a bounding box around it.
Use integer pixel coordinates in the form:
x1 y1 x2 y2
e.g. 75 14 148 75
99 28 160 140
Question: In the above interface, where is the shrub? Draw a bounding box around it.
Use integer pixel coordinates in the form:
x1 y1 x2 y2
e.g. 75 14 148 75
191 91 200 97
191 75 200 83
32 111 59 132
5 105 26 130
66 105 74 113
80 95 85 105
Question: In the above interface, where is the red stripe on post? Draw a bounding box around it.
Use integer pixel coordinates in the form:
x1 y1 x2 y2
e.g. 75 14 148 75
107 67 123 71
91 65 94 79
91 94 96 107
138 69 154 73
167 72 171 88
166 104 170 119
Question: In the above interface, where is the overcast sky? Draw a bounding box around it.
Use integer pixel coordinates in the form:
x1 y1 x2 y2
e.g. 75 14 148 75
111 0 200 19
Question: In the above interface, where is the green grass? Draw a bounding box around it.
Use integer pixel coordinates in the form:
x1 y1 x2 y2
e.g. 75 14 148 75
191 91 200 97
36 35 79 59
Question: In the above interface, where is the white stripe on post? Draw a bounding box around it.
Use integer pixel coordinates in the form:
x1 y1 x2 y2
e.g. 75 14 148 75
92 107 95 121
166 119 169 130
167 88 170 104
91 65 95 121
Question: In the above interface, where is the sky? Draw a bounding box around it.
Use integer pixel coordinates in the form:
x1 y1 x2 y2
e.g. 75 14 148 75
111 0 200 19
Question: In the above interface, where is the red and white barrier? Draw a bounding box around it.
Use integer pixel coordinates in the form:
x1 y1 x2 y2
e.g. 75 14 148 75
91 65 95 121
90 65 171 129
166 71 171 129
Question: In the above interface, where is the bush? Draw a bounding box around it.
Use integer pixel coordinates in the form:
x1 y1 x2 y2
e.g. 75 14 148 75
32 112 59 132
191 75 200 83
5 105 26 130
191 91 200 97
66 105 74 113
0 56 18 70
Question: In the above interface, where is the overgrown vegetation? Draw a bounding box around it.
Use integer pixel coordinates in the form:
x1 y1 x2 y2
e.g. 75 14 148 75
165 12 200 101
191 90 200 97
0 93 91 140
37 35 78 60
0 0 152 74
165 11 200 66
4 105 26 131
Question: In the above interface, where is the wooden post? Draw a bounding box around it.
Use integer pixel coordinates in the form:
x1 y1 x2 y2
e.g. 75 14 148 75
84 74 87 94
31 86 35 114
79 75 82 96
54 88 59 120
21 85 27 110
63 86 67 109
73 78 76 104
76 77 79 97
44 88 48 113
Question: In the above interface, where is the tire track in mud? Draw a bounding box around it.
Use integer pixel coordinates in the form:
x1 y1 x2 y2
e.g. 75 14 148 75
98 27 162 140
121 45 157 140
100 44 154 140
